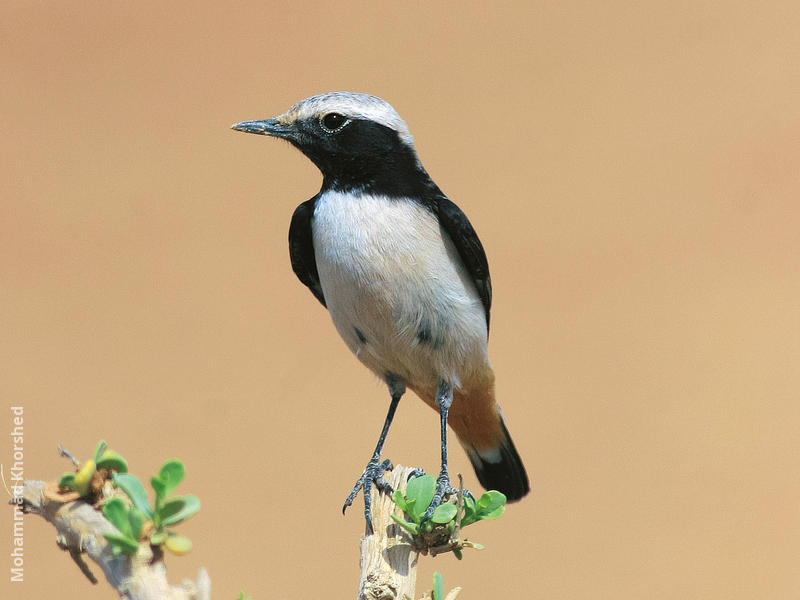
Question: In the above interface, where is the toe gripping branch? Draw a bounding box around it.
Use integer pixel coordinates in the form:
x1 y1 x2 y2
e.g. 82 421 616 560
342 458 394 534
342 378 462 534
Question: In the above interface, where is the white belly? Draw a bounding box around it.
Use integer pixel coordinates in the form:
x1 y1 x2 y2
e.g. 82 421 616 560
312 190 488 389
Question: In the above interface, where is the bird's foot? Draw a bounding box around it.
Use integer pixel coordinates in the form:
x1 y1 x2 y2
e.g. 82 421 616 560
419 470 474 523
406 466 426 481
342 457 393 534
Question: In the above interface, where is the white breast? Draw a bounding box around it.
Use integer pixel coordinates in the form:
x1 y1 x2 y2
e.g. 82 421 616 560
312 190 488 390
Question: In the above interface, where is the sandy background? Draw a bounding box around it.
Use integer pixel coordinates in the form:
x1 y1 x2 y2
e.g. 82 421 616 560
2 2 799 598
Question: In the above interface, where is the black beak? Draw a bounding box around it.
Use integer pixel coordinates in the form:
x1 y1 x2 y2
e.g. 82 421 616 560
230 118 294 139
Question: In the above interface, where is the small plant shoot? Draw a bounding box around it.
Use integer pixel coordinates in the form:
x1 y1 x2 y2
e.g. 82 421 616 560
391 474 505 558
433 571 444 600
58 440 128 498
103 459 200 556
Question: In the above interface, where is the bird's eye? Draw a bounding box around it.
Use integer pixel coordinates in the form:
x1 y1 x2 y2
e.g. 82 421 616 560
320 113 349 133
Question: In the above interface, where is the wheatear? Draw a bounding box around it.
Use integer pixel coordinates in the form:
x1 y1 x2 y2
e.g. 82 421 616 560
233 92 529 531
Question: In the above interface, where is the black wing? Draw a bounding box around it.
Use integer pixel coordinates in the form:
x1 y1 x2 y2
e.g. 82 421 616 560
288 196 326 307
436 196 492 332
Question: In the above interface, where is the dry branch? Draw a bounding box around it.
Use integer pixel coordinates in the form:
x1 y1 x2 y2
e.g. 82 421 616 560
18 480 209 600
358 465 419 600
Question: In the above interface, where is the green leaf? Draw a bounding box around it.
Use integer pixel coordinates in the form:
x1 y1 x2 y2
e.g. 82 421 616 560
150 475 167 519
433 572 444 600
164 533 192 555
113 473 153 517
453 548 462 560
460 496 478 526
463 495 476 515
160 494 201 526
476 491 506 520
92 440 108 463
128 507 147 540
96 449 128 473
480 490 506 512
480 505 505 520
102 498 132 537
481 507 505 521
393 489 408 511
104 532 139 556
431 503 458 524
58 473 76 491
404 498 416 516
158 497 185 521
150 475 166 496
390 513 419 536
158 460 185 495
74 459 96 497
405 475 435 520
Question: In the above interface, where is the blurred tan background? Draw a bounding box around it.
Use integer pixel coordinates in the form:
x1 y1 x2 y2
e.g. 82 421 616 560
2 1 799 598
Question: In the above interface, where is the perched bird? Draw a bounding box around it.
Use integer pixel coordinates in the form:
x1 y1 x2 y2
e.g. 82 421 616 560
232 92 529 530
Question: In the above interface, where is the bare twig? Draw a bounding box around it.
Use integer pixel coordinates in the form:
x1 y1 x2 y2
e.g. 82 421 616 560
58 444 81 467
453 474 464 547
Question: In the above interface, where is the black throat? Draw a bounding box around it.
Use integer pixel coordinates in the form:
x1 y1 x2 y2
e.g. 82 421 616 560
295 119 444 206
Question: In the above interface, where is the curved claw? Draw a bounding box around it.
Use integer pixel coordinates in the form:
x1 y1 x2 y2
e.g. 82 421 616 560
342 458 394 534
406 467 426 481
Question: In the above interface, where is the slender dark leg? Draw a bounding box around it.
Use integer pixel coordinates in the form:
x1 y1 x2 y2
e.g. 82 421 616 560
342 374 405 534
422 380 457 521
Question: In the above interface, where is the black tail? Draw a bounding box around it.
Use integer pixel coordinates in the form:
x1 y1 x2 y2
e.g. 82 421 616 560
467 420 530 501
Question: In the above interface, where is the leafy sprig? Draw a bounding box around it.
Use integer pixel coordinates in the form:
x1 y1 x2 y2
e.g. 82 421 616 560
391 474 505 558
58 440 128 498
107 459 200 556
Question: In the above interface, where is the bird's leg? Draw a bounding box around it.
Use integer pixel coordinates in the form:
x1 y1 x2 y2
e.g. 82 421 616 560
342 374 405 534
421 380 460 522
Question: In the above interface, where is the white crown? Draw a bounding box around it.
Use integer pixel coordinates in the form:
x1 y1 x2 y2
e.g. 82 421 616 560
277 92 415 149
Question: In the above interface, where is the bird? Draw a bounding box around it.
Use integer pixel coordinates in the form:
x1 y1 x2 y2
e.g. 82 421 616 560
232 92 529 531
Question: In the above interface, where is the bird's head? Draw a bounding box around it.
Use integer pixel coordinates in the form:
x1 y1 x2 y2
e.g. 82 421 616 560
232 92 427 193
